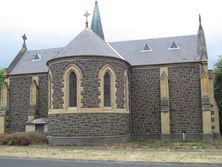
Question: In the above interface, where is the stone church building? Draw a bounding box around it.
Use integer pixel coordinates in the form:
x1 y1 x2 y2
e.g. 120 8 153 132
0 1 220 145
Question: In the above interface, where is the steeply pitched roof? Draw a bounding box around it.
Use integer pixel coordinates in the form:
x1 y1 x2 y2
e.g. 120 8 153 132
109 35 200 66
91 1 105 40
8 34 201 75
53 29 122 59
9 48 62 75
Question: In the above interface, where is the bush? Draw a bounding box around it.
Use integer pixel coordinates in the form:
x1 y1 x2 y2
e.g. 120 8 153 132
214 57 222 133
0 68 5 87
0 132 48 146
0 132 31 146
27 132 48 145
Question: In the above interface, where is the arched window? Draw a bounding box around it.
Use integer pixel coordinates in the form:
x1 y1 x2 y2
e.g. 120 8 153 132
69 72 77 107
98 65 117 111
124 71 129 109
63 65 83 110
104 72 111 107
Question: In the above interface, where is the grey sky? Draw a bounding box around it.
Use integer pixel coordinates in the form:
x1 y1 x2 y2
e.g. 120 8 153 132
0 0 221 68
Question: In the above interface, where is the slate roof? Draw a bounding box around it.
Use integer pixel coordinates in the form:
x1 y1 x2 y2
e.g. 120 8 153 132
8 34 201 75
109 35 200 66
9 48 62 75
54 29 121 59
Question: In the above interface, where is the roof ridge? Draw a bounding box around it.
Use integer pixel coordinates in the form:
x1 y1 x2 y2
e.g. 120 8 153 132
106 43 125 60
109 34 197 43
26 47 63 52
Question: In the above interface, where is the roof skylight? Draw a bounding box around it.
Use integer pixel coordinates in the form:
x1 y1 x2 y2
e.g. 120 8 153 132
32 53 41 61
168 41 180 50
141 44 152 52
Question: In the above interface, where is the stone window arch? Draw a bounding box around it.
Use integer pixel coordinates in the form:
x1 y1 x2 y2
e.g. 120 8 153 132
63 65 83 110
124 71 129 110
99 65 117 111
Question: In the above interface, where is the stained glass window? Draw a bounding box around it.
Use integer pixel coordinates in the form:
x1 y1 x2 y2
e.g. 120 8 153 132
69 72 77 107
104 72 111 107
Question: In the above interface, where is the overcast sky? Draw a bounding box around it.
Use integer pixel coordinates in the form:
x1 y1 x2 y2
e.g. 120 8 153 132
0 0 221 69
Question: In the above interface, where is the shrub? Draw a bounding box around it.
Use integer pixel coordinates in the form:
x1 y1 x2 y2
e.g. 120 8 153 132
0 68 5 87
27 132 48 145
0 132 48 146
0 132 31 146
214 57 222 133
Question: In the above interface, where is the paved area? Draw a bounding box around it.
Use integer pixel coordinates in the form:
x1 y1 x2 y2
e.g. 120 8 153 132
0 157 221 167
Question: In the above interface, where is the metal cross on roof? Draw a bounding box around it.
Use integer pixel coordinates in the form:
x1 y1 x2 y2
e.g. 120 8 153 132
22 33 27 49
83 10 90 28
22 34 27 41
83 10 90 22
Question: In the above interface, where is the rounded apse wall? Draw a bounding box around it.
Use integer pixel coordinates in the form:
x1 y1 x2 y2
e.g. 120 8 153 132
47 56 130 145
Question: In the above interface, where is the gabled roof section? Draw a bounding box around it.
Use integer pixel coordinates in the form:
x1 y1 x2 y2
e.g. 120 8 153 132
8 34 201 75
9 48 62 75
7 34 28 74
109 35 200 66
53 29 122 60
91 1 105 40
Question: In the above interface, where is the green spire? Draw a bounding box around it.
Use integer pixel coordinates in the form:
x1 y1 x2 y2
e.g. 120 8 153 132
91 1 105 40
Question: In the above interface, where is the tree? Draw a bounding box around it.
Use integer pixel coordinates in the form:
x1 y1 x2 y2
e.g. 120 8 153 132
0 68 5 87
214 56 222 133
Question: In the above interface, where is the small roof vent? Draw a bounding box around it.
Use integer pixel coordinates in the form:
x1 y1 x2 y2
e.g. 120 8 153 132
141 44 152 52
168 41 180 50
32 53 41 61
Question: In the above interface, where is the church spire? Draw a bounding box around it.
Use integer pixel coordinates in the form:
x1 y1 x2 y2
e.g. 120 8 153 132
91 1 105 40
197 14 208 61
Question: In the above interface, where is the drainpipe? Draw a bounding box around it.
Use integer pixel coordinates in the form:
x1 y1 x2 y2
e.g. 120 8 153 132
182 131 186 141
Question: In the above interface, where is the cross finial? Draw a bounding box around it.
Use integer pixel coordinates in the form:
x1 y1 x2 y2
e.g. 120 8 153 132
199 14 202 26
198 14 203 31
83 10 90 28
22 33 27 49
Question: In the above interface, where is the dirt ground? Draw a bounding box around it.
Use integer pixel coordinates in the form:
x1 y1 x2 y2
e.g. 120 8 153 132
0 146 221 164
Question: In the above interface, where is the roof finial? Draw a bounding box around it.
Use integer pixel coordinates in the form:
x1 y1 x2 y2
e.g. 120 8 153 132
197 14 208 60
22 33 27 49
198 14 203 30
83 10 90 29
199 14 201 25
